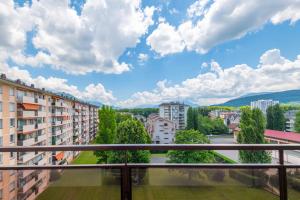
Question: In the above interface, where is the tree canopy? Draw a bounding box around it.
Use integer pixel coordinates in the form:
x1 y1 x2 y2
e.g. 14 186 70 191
167 130 215 163
116 108 158 117
237 107 271 163
266 104 286 131
108 119 151 164
295 111 300 133
94 105 117 163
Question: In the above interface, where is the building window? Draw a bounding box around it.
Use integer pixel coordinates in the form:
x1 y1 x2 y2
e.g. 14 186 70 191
0 189 2 199
0 154 2 165
0 85 2 94
10 118 15 128
0 102 2 112
9 88 14 96
10 134 15 144
0 119 2 129
9 103 15 112
10 152 15 159
0 136 2 146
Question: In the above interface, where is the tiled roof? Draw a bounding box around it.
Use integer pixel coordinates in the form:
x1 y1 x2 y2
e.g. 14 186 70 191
264 129 300 143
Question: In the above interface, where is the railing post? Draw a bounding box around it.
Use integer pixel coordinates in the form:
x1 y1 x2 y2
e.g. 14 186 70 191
279 149 287 200
121 151 132 200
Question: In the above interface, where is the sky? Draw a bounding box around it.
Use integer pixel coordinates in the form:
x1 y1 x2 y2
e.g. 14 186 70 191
1 0 300 107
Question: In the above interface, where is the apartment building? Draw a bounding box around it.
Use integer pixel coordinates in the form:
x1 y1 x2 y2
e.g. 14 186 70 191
146 114 176 144
159 102 189 130
0 74 98 200
250 99 279 114
284 110 297 132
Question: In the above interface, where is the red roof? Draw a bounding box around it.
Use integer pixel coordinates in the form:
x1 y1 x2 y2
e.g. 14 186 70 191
264 129 300 143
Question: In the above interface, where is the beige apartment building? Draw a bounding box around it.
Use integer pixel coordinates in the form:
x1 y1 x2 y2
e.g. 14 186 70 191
0 74 99 200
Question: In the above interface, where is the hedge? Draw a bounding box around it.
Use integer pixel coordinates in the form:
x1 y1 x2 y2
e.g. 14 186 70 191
229 170 265 187
212 151 237 164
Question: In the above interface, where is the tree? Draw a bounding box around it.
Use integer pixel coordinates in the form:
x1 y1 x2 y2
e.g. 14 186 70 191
108 119 151 164
295 111 300 133
167 130 215 180
198 116 228 135
186 108 199 130
108 119 151 184
94 105 117 163
266 104 286 131
115 112 132 124
237 107 271 163
273 104 286 131
266 106 274 129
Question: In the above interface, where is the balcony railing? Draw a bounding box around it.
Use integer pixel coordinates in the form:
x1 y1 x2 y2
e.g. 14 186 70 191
0 144 300 200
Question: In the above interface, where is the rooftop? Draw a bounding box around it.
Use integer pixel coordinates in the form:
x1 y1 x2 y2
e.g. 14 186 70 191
264 129 300 143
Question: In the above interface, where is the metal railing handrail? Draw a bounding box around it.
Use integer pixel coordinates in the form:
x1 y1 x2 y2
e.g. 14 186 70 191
0 144 300 152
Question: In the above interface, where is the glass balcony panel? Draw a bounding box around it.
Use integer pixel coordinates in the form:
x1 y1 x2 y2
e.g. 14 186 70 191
287 168 300 200
132 168 279 200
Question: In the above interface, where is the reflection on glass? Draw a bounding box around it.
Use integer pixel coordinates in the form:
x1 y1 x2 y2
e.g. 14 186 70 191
287 168 300 200
132 168 279 200
0 169 120 200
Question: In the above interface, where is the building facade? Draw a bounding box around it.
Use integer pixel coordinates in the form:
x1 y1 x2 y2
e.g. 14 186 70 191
0 74 98 200
250 99 279 114
284 110 297 132
146 114 176 144
159 102 189 130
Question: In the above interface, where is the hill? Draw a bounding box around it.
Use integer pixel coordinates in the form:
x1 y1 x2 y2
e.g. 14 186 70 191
217 89 300 107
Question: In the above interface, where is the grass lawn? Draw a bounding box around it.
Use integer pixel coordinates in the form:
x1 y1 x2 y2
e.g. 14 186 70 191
151 153 167 158
72 151 98 164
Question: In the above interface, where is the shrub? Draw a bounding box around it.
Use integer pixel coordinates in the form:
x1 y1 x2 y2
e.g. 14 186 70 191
290 177 300 191
229 170 264 187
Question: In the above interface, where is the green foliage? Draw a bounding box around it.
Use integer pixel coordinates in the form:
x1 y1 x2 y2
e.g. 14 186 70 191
198 116 229 135
238 107 271 163
115 112 132 124
167 130 215 163
266 104 286 131
116 108 158 117
108 119 151 163
280 104 300 112
94 105 117 163
295 111 300 133
186 107 199 130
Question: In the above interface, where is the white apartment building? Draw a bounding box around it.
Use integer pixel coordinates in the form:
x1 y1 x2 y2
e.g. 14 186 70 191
250 99 279 114
0 74 98 200
146 114 176 144
159 102 189 130
284 110 298 132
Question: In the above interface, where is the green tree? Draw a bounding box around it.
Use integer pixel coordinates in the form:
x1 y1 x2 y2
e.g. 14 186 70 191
94 105 117 163
295 111 300 133
266 106 274 129
237 107 271 163
115 112 132 124
108 119 151 164
186 107 199 130
167 130 215 180
273 104 286 131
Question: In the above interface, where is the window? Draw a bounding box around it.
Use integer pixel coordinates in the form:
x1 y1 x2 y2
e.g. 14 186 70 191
0 136 2 146
0 172 2 181
9 103 15 112
10 118 15 128
0 102 2 112
9 88 14 96
10 152 15 159
0 85 2 94
10 134 15 144
0 189 2 199
0 154 2 165
0 119 2 129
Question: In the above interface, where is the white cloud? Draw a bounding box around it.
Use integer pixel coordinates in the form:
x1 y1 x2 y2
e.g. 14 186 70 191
117 49 300 107
0 0 155 75
0 64 116 105
146 22 185 56
138 53 149 64
148 0 300 56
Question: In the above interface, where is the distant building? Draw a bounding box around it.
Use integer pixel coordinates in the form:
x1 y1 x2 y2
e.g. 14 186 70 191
159 102 189 130
264 129 300 164
284 110 298 132
209 110 240 126
146 114 176 144
250 99 279 114
134 114 146 124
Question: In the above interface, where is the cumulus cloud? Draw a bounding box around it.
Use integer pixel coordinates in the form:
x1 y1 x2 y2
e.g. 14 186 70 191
117 49 300 107
0 64 116 105
138 53 149 64
146 22 185 56
0 0 155 75
148 0 300 56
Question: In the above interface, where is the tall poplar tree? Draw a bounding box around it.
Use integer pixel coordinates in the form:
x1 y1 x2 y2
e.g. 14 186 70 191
238 107 271 163
94 105 117 163
295 111 300 133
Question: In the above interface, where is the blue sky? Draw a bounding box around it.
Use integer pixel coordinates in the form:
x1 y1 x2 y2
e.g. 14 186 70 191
1 0 300 107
